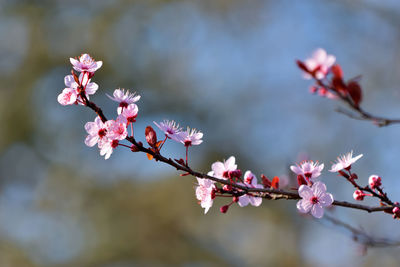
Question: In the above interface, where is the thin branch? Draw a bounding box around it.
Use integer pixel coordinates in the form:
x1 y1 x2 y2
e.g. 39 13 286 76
317 80 400 127
323 214 400 247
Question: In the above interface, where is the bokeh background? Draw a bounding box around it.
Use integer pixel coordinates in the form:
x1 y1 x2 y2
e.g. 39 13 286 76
1 0 400 266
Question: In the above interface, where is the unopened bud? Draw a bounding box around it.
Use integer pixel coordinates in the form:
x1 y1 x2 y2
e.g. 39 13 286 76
261 174 271 188
297 175 307 186
220 205 229 214
233 196 239 203
309 86 318 94
368 175 382 190
353 190 364 201
392 207 400 219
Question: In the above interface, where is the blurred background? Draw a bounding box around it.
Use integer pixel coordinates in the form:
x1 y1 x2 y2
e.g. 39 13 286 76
1 0 400 266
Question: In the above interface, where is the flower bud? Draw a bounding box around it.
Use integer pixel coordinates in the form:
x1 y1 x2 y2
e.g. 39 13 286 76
353 190 364 201
309 86 318 94
368 175 382 190
220 205 229 214
392 207 400 219
145 126 157 147
233 196 239 203
297 175 307 186
228 169 242 179
261 174 271 188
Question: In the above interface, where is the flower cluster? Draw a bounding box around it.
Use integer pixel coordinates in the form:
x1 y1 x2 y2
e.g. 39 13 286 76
58 54 102 106
195 156 269 214
297 48 363 109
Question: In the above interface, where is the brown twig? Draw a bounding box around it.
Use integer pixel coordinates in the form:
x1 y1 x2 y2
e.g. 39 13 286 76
323 214 400 247
316 79 400 127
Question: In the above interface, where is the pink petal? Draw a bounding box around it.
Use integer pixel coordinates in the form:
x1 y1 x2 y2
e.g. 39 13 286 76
298 185 313 199
249 196 262 207
290 165 302 175
238 195 250 207
84 121 97 134
85 135 98 147
313 48 327 63
211 162 225 177
224 156 237 171
319 193 334 207
311 204 324 218
64 75 75 88
312 181 327 198
84 82 98 95
296 199 312 213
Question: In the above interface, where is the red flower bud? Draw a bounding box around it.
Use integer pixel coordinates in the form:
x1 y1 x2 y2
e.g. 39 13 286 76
220 205 229 214
271 176 280 189
297 175 307 186
261 174 271 188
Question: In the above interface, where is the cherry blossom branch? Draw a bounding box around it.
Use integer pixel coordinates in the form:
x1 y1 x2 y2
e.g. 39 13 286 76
297 49 400 127
59 53 400 221
76 96 395 214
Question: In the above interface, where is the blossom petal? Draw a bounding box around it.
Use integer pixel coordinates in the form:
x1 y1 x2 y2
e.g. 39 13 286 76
249 196 262 207
211 162 225 177
312 181 327 198
298 185 313 199
311 204 324 218
319 193 334 207
296 199 312 213
238 195 250 207
85 135 98 147
224 156 237 171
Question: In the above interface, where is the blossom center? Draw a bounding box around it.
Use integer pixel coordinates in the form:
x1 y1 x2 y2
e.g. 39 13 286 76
311 196 319 204
119 102 128 109
98 128 107 138
184 140 192 147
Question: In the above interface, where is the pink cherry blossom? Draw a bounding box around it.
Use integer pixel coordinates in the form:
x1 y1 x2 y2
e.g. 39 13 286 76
70 53 102 73
118 104 139 125
368 175 382 190
153 120 183 142
180 127 203 147
107 119 128 141
84 117 112 147
290 161 324 182
195 174 216 214
329 151 363 172
99 139 119 160
238 171 263 207
107 89 141 114
296 181 333 219
57 88 77 105
303 48 336 80
211 156 237 179
58 74 98 106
